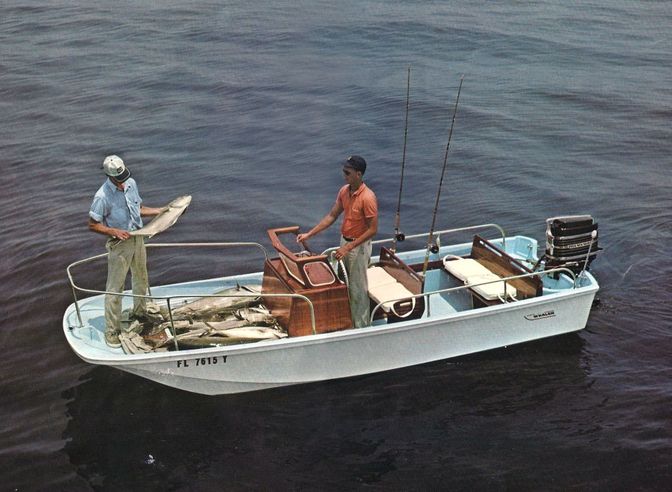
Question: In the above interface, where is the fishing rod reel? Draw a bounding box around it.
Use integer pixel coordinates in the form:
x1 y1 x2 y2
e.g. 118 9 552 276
427 235 441 254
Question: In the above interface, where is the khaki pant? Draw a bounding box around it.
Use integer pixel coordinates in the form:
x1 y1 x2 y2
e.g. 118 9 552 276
340 237 372 328
105 235 148 334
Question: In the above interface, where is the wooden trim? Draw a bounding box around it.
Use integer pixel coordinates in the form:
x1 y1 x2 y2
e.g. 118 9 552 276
372 247 425 320
379 247 423 295
470 235 542 299
410 259 444 272
262 258 352 337
266 226 335 288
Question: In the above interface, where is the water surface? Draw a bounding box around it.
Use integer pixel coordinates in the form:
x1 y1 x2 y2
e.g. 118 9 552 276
1 1 671 489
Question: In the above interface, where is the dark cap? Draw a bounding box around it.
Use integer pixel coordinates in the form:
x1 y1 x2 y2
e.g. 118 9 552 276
342 155 367 175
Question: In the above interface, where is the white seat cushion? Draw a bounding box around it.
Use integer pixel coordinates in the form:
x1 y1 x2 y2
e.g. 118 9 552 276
443 256 493 281
443 256 517 301
368 281 414 313
367 266 398 288
466 274 517 301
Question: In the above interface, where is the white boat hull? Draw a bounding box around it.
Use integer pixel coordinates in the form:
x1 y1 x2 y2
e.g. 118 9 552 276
63 270 597 395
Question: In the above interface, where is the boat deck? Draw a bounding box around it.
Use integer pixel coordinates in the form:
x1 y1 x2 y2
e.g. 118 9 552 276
62 230 600 394
64 235 588 360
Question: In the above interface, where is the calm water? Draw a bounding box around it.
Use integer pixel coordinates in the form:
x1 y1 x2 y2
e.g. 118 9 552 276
1 1 671 490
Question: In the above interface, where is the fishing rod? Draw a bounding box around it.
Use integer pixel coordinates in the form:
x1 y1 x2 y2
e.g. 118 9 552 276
421 75 465 277
392 66 411 253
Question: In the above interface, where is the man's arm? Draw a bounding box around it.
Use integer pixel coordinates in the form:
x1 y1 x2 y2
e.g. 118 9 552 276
297 201 343 243
88 218 130 240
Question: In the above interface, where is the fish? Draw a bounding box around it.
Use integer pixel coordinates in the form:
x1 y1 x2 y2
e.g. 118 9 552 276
176 327 286 348
171 284 261 319
146 327 212 349
235 307 276 325
158 319 259 333
119 332 154 354
130 195 192 239
149 325 287 349
155 320 209 333
176 328 209 339
206 319 259 330
174 337 249 348
210 326 287 341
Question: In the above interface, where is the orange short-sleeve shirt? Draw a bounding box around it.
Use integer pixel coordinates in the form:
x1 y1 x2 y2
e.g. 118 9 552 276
337 183 378 238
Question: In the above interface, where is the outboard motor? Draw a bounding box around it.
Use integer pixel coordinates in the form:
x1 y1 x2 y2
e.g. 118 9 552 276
544 215 600 275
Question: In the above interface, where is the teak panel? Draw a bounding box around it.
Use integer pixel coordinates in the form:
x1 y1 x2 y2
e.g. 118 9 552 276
470 235 542 300
262 258 352 337
372 247 425 321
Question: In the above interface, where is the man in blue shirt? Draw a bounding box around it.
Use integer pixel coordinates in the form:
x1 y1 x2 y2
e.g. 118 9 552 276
89 155 163 348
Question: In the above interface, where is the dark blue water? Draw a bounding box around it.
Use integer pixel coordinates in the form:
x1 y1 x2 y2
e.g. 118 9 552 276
2 1 671 490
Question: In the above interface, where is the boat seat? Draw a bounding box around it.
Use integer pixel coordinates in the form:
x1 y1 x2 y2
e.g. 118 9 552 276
367 266 416 317
442 255 517 301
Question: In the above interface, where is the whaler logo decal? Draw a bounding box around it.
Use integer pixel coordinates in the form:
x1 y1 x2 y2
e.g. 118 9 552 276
524 310 556 321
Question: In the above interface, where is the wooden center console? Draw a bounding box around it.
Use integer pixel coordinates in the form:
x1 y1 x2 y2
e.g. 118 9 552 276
261 226 353 337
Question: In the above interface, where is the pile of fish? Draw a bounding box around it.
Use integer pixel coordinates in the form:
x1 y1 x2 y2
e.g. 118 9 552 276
118 284 287 354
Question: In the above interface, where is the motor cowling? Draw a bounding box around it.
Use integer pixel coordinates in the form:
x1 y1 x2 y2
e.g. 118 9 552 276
544 215 600 274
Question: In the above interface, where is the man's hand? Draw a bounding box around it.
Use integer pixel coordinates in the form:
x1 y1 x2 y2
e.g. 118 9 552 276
297 233 311 243
334 243 352 260
89 218 130 240
110 228 130 240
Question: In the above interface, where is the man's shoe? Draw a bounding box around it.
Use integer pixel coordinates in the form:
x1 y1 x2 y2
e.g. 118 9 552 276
105 331 121 348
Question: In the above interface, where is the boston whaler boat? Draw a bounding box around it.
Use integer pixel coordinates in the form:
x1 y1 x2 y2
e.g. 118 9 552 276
64 76 601 395
63 216 601 395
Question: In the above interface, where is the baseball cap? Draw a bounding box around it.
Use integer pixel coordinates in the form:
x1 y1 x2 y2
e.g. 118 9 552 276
102 155 131 182
342 155 367 175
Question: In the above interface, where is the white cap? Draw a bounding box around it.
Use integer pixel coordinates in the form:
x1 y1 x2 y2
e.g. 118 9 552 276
102 155 131 182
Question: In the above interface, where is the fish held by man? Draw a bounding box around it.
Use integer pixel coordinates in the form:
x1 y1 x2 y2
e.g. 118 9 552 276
130 195 192 239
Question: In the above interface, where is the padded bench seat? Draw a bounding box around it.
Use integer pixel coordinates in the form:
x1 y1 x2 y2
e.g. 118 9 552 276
442 255 517 301
367 266 416 316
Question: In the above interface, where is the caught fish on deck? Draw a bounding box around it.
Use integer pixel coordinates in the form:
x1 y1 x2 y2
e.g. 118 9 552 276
171 285 261 319
173 326 287 348
234 306 276 325
149 324 286 349
209 326 287 340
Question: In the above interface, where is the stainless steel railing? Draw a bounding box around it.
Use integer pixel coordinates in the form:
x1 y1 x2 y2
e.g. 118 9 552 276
369 266 579 322
66 242 318 349
321 223 507 256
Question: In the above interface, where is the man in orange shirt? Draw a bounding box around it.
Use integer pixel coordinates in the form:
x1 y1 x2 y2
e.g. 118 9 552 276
297 155 378 327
